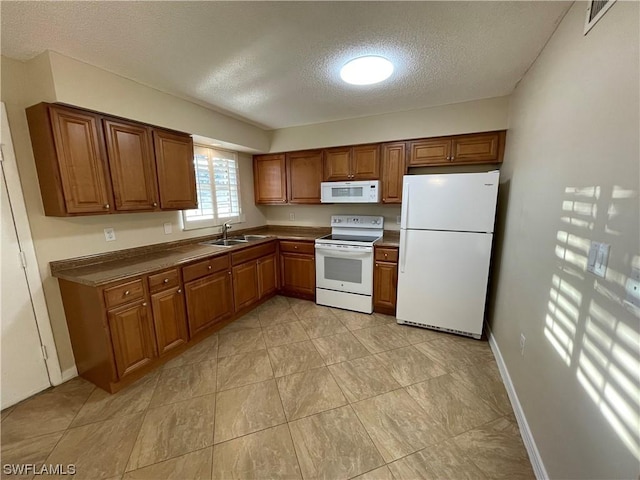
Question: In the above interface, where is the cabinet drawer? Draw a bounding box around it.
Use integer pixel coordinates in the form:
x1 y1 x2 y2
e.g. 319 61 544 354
104 279 145 309
231 241 277 266
148 268 180 293
375 247 398 262
182 255 230 282
279 240 315 255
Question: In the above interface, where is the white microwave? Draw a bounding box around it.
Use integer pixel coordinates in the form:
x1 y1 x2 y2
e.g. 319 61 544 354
320 180 380 203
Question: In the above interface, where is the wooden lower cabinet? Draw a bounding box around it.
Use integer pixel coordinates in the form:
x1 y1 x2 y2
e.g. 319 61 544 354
280 252 315 299
150 286 188 356
232 261 259 311
185 271 234 336
373 247 399 315
107 300 157 379
258 254 278 297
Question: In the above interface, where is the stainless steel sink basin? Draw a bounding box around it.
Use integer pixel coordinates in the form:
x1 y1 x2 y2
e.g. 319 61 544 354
201 239 248 247
242 235 269 241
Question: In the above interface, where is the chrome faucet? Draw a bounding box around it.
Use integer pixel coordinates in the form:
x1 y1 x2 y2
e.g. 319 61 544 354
222 222 232 240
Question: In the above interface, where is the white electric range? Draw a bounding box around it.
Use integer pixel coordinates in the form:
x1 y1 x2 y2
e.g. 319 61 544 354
315 215 384 313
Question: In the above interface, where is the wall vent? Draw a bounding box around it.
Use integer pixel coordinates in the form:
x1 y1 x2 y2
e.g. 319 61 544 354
584 0 617 35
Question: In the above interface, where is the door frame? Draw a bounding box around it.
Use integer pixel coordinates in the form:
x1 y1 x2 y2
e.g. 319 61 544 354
1 102 64 385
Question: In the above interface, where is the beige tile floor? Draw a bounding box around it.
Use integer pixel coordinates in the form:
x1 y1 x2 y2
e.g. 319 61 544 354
1 296 535 480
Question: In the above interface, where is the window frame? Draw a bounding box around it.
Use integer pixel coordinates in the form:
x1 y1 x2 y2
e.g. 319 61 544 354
181 145 244 231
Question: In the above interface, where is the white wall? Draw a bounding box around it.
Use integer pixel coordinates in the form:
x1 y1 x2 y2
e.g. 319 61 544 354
1 53 267 375
489 2 639 479
269 96 509 152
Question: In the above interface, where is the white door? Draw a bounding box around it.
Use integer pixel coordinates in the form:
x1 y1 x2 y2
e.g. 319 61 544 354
396 229 493 338
401 171 500 233
1 136 51 409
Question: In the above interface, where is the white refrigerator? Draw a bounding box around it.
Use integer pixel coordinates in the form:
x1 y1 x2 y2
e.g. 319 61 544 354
396 171 500 339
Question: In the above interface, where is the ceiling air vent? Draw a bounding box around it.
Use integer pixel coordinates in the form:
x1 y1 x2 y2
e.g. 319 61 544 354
584 0 617 35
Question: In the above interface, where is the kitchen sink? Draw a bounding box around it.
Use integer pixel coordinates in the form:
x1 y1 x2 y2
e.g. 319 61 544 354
201 239 248 247
241 235 269 241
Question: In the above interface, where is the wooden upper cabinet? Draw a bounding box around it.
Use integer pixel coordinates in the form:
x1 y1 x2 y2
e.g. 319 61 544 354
408 138 451 166
451 131 505 164
103 118 159 211
323 147 351 181
26 103 113 215
287 150 323 204
153 129 197 210
253 154 287 204
351 144 380 180
408 131 506 166
323 144 380 181
381 142 406 204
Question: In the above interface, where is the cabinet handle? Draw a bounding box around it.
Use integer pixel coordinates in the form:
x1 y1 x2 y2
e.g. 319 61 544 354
177 289 182 294
450 156 455 160
208 265 212 270
376 263 379 267
153 202 158 207
124 290 130 296
163 278 169 283
142 302 147 306
228 271 231 275
104 203 110 209
294 246 298 249
384 253 388 258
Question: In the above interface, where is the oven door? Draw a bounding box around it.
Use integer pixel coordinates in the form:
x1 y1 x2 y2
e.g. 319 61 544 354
315 244 373 295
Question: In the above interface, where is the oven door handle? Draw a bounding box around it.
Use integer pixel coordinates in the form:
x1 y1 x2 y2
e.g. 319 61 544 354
315 246 372 258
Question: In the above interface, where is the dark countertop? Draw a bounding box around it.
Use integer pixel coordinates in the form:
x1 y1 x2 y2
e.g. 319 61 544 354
51 225 401 287
51 225 330 287
375 230 400 247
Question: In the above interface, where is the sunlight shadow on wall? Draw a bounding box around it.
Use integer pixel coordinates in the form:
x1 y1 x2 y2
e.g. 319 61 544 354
545 185 640 461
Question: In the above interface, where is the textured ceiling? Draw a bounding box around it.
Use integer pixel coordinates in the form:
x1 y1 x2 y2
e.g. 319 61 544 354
1 1 571 129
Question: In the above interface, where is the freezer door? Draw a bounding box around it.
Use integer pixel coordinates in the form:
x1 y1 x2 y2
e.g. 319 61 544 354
396 229 493 337
400 171 499 233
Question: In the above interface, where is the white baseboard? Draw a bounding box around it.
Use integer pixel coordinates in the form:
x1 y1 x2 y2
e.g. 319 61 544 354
487 326 549 480
59 366 79 384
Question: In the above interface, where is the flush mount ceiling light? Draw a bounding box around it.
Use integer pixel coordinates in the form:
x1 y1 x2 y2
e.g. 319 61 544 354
340 56 394 85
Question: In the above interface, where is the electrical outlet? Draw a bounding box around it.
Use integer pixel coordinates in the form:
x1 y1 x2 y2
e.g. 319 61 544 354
587 241 610 278
519 333 526 356
289 212 295 221
163 222 172 235
396 215 401 225
104 228 116 242
625 266 640 308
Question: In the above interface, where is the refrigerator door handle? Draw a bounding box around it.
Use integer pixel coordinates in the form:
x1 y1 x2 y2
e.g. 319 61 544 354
400 231 408 273
400 182 409 229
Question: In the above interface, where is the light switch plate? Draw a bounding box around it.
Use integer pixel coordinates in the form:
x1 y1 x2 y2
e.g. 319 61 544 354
163 222 172 235
587 241 610 278
104 228 116 242
289 212 295 221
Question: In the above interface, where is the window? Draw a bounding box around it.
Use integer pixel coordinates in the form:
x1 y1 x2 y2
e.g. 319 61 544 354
181 145 243 230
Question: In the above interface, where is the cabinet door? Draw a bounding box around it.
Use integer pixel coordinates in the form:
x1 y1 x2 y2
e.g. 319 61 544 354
232 261 259 311
381 143 406 204
257 254 278 298
408 138 451 166
286 151 323 204
253 154 287 204
352 144 380 180
103 119 159 211
280 253 315 298
49 105 112 214
185 271 233 336
107 301 157 379
150 286 188 356
153 129 198 210
373 261 398 314
323 147 351 181
451 132 504 164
